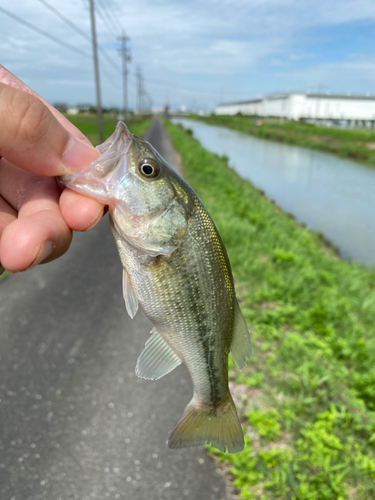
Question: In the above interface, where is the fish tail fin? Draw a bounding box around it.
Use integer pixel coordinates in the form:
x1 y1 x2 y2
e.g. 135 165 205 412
168 394 244 453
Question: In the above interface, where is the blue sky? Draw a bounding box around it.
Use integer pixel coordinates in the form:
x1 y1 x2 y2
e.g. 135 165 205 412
1 0 375 111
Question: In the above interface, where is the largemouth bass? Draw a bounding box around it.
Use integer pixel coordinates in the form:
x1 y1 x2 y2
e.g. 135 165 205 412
60 122 251 453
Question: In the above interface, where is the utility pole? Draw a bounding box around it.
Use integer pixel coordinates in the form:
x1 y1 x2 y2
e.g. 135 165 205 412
89 0 104 142
118 32 131 120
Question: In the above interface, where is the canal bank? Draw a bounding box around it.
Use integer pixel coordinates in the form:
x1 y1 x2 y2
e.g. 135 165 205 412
172 117 375 267
165 119 375 500
191 114 375 167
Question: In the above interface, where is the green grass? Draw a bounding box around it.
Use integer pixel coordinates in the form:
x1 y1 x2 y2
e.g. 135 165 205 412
190 114 375 166
66 114 151 145
165 120 375 500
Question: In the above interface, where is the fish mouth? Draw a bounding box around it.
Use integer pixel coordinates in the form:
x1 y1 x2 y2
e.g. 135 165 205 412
96 121 133 162
59 121 133 201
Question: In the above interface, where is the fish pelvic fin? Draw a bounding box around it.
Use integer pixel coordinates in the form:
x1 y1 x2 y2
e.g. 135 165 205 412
135 327 181 380
230 300 252 370
168 394 244 454
122 268 139 319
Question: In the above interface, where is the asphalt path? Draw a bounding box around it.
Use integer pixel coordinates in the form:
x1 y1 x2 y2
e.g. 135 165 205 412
0 119 229 500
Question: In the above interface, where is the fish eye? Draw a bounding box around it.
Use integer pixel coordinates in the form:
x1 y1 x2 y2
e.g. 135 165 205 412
138 159 160 178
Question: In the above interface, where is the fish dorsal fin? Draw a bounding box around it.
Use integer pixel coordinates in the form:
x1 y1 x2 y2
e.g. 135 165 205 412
123 268 139 319
230 300 252 370
135 327 181 380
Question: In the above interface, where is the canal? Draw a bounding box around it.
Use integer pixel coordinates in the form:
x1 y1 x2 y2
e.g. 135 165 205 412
172 118 375 266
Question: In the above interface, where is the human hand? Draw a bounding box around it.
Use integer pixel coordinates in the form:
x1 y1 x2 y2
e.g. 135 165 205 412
0 65 106 274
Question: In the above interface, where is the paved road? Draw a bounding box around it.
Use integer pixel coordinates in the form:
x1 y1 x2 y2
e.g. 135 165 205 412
0 119 229 500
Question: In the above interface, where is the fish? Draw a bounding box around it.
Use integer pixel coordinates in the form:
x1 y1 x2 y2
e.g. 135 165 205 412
60 121 251 453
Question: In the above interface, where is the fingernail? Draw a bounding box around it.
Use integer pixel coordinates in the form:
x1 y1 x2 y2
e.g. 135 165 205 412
62 136 99 172
29 241 54 269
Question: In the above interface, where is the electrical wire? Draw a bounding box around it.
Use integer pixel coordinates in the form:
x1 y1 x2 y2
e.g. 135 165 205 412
129 74 252 101
99 47 121 72
0 5 92 58
35 0 121 72
97 0 124 36
100 60 119 88
1 4 120 91
95 0 118 38
35 0 122 73
36 0 91 42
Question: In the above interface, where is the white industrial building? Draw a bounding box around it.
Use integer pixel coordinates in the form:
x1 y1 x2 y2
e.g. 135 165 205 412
215 92 375 123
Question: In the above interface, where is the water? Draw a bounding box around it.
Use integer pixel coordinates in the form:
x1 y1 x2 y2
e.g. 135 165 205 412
172 118 375 266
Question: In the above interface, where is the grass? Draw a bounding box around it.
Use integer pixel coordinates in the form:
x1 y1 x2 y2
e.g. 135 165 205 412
165 120 375 500
66 113 151 146
190 114 375 166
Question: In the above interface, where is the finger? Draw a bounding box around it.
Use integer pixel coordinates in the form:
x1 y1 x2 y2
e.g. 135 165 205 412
0 192 18 275
0 210 72 272
0 83 99 176
0 195 17 235
0 64 91 144
0 159 105 232
0 160 72 271
0 159 60 212
59 188 105 232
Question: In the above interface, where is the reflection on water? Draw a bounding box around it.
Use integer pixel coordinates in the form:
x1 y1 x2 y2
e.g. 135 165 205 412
172 118 375 266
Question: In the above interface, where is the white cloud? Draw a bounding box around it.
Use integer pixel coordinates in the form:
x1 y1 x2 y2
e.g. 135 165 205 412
0 0 374 108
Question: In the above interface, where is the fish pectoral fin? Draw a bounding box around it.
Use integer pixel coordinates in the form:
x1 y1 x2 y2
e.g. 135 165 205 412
230 300 252 370
135 327 181 380
122 268 139 319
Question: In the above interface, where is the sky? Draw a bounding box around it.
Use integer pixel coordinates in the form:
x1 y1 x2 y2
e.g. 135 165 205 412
1 0 375 111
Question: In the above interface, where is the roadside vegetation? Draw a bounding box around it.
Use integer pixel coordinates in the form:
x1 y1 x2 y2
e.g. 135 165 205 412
165 120 375 500
191 114 375 166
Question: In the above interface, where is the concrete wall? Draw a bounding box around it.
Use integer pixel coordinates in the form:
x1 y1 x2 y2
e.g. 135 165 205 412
215 93 375 121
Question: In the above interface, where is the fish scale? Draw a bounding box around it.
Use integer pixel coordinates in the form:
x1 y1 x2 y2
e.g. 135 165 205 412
60 121 252 453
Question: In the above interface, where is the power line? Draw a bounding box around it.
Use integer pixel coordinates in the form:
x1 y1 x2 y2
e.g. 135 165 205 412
100 61 119 88
130 74 251 99
36 0 121 74
95 0 118 38
0 5 91 58
36 0 91 42
98 0 124 36
99 47 121 72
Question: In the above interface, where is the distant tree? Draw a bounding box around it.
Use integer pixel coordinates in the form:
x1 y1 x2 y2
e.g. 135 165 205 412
53 103 68 112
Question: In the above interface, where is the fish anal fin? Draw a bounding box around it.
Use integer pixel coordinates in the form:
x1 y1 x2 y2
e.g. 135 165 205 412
123 268 139 319
230 300 252 370
168 395 244 454
135 327 181 380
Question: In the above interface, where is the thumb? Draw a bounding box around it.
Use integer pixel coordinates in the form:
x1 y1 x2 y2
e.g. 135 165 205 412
0 82 99 177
